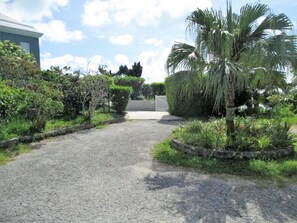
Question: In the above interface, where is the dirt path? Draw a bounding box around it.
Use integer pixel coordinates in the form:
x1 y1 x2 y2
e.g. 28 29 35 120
0 120 296 223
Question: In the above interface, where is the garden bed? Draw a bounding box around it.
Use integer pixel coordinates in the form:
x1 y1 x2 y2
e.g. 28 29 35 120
171 139 294 160
0 117 126 149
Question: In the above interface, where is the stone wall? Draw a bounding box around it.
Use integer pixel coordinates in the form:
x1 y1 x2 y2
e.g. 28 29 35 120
171 139 294 160
0 117 126 149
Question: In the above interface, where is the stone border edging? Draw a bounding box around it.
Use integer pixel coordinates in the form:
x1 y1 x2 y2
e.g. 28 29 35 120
171 139 294 160
0 117 126 148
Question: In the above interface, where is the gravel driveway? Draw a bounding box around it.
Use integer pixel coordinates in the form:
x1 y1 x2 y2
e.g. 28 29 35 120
0 120 297 223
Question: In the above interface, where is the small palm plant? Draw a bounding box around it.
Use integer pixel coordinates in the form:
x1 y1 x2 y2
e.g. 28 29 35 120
166 2 297 145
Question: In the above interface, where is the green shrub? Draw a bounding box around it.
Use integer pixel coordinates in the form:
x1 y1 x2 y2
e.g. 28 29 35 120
78 74 109 122
0 40 40 83
0 118 32 140
142 84 154 99
0 41 64 134
151 82 165 96
172 118 293 151
0 81 19 118
110 86 132 114
165 72 213 116
114 76 144 99
172 119 226 149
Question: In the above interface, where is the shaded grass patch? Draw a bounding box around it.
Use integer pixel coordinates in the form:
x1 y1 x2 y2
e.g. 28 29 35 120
0 152 15 166
0 144 33 166
45 112 117 131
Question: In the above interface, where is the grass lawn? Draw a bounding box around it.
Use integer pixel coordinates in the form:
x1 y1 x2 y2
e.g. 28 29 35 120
0 112 119 141
151 139 297 181
0 111 120 166
45 112 118 131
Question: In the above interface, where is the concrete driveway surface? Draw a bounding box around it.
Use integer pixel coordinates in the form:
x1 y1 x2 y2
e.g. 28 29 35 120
0 120 297 223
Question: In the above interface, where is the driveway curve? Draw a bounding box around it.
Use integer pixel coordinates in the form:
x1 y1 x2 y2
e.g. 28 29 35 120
0 120 297 223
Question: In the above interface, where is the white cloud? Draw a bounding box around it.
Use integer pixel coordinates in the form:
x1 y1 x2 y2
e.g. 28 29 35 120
82 0 212 27
138 48 171 83
41 54 104 73
40 49 170 83
115 54 130 65
144 38 163 46
109 34 134 45
0 0 68 22
34 20 84 42
81 0 111 27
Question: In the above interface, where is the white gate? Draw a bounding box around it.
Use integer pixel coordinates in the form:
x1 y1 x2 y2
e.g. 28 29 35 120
155 95 168 111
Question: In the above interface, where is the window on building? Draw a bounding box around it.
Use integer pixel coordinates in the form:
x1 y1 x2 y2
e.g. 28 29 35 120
20 42 30 53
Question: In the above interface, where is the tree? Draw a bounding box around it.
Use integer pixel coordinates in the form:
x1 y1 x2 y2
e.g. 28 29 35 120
115 62 143 77
78 75 109 122
166 2 297 145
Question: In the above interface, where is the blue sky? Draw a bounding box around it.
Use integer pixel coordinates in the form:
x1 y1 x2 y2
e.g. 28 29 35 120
1 0 297 83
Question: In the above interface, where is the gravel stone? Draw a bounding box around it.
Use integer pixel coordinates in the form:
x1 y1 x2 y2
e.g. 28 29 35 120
0 120 296 223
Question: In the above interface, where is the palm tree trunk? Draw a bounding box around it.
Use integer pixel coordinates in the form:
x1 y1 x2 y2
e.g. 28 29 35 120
226 81 236 145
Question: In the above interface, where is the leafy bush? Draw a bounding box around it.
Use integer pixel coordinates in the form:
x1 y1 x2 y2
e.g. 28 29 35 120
78 75 110 122
21 78 63 132
0 118 32 140
142 84 154 99
151 82 166 96
0 81 20 118
172 118 292 151
165 72 214 116
110 86 132 114
114 76 144 99
0 40 40 83
172 119 226 149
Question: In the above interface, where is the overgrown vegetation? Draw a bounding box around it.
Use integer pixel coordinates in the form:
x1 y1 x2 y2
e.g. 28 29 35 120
0 40 127 143
172 117 292 151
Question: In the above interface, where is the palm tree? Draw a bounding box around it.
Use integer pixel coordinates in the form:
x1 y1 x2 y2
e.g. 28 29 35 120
166 2 297 144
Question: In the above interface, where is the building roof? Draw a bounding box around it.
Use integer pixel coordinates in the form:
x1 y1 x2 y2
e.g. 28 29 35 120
0 13 43 38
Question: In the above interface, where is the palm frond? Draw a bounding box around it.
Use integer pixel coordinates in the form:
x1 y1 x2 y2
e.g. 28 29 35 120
239 3 270 30
263 34 297 69
205 61 247 110
252 14 293 39
166 42 205 74
186 8 220 42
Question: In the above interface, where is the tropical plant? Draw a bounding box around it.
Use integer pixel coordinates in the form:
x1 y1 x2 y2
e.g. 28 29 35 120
166 2 297 144
172 118 292 151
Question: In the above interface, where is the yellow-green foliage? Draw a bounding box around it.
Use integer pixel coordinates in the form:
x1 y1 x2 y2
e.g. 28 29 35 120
165 71 213 116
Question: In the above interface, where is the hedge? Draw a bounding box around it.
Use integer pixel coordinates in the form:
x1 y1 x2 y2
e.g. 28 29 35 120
114 76 144 100
151 82 165 96
110 86 133 114
165 71 213 117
